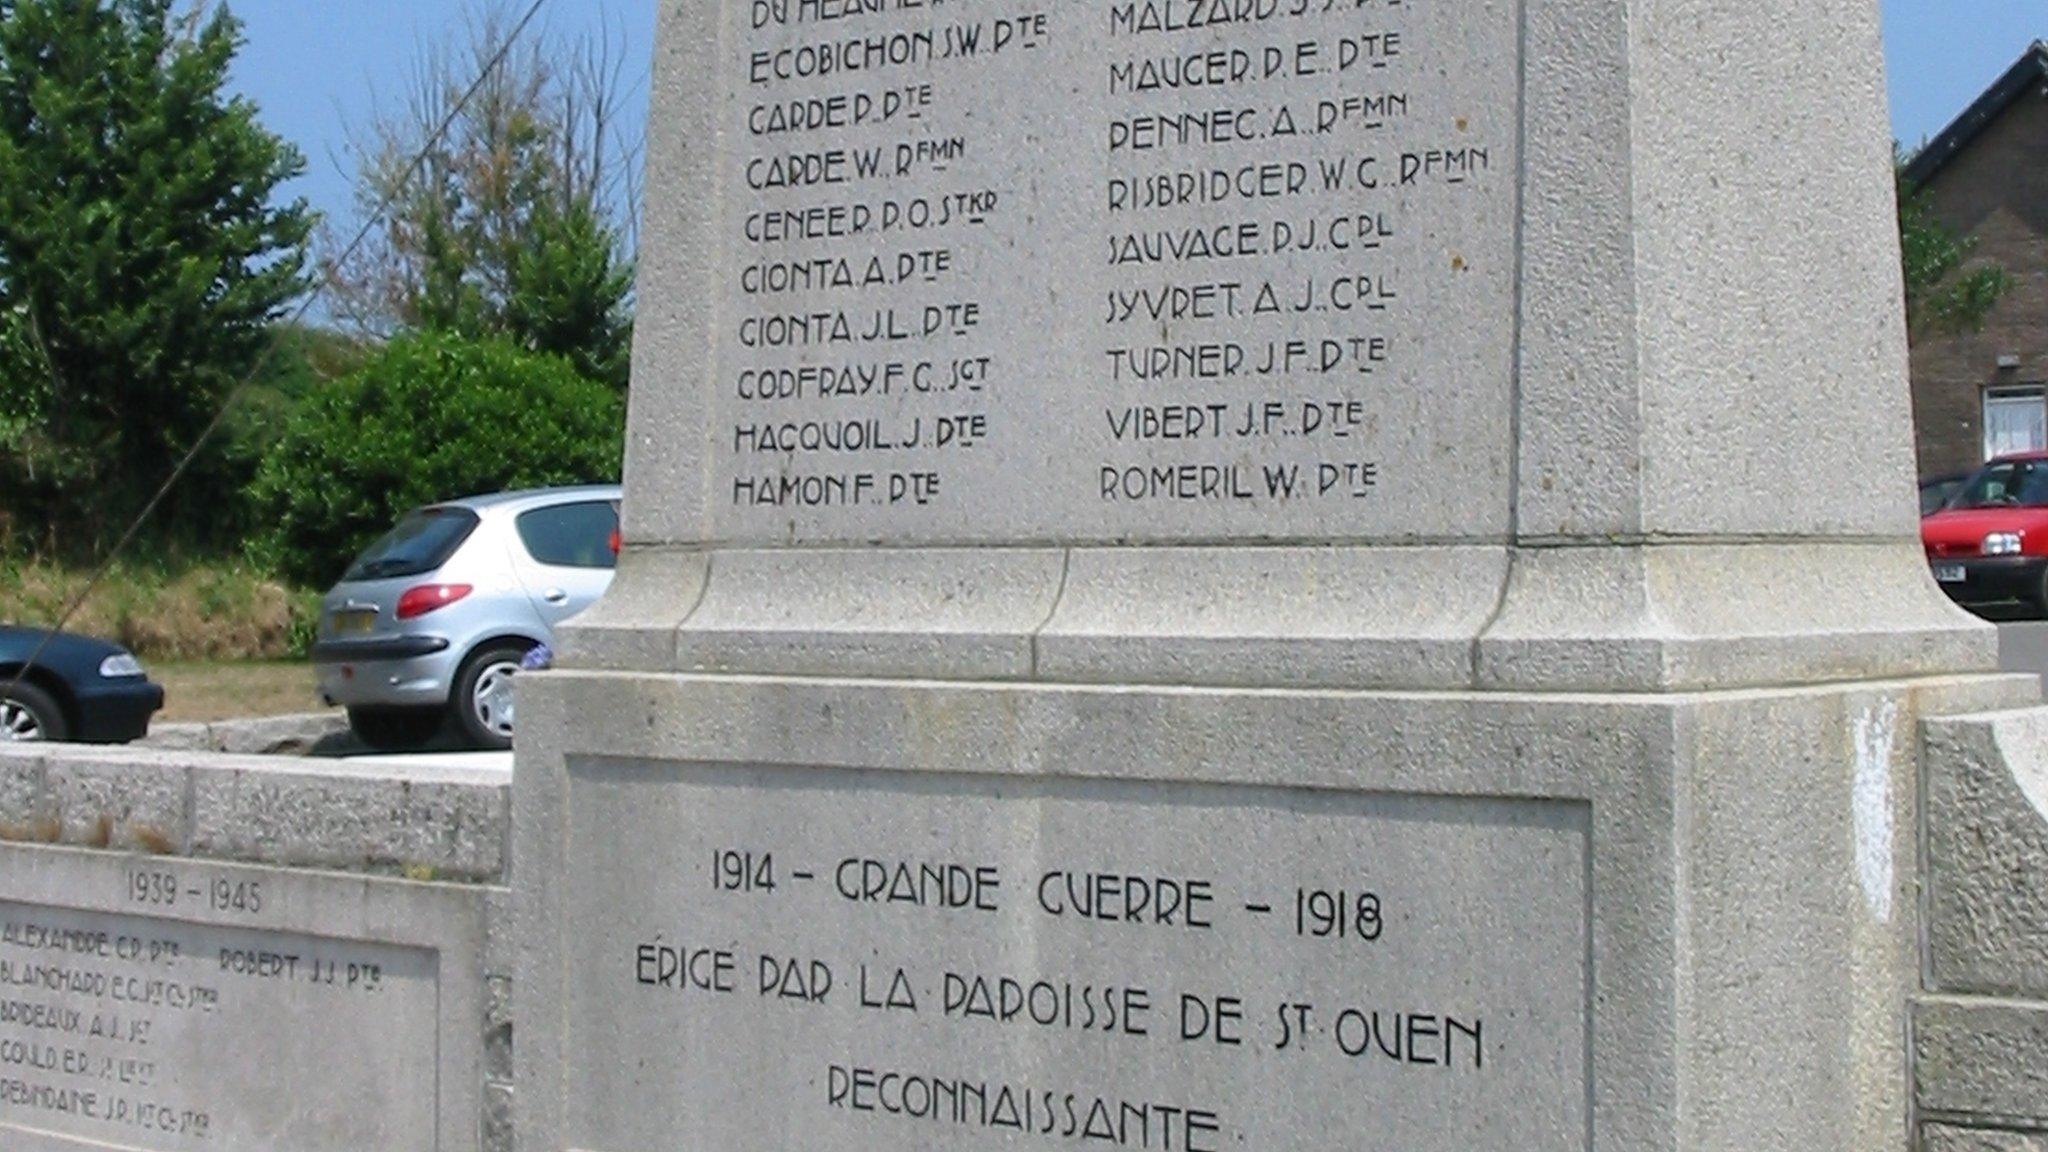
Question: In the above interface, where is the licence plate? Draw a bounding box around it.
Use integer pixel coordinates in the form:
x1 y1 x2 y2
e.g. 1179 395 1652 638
331 609 377 635
1934 564 1967 584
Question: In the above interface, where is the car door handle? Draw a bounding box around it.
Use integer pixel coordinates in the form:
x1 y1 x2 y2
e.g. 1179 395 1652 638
543 588 569 604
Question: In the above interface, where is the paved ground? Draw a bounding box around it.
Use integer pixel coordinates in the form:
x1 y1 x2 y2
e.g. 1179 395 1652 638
142 708 514 769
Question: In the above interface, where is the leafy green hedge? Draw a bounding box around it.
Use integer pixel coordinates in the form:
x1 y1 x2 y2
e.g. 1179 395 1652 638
251 332 623 586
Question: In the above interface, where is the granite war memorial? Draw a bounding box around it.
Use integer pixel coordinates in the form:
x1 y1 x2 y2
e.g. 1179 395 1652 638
513 0 2032 1150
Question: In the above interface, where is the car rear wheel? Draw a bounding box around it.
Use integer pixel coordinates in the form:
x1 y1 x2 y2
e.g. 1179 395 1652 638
0 682 66 743
347 706 443 752
453 641 533 751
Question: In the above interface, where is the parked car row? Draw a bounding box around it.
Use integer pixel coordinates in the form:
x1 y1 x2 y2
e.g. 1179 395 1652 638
4 485 620 753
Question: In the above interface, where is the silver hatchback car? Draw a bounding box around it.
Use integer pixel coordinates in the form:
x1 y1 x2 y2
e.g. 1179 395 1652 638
312 486 620 751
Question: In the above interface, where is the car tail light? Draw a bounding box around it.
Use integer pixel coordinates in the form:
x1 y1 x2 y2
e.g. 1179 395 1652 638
608 527 623 556
396 583 474 620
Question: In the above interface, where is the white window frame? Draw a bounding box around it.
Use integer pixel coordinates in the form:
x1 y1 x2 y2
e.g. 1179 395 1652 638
1984 386 2048 460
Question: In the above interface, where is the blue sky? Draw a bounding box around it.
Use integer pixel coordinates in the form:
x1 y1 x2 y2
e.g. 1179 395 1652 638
224 0 2040 228
1885 1 2048 148
227 0 656 231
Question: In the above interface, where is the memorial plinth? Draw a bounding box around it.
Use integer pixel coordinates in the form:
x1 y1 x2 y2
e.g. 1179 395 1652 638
515 2 2027 1150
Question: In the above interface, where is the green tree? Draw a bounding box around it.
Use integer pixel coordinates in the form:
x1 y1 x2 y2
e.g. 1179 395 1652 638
219 324 374 513
0 0 313 553
250 332 624 586
0 303 51 549
505 196 634 388
0 305 44 450
328 4 636 389
1897 144 2009 339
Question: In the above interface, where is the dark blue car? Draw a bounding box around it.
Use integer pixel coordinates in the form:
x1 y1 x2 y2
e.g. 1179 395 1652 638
0 627 164 744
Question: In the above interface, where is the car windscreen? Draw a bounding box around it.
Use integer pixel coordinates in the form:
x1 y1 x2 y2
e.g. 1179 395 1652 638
1953 460 2048 510
342 507 481 582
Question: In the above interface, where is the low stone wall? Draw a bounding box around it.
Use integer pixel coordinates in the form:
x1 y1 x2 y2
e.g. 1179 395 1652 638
0 744 512 1152
1919 709 2048 1149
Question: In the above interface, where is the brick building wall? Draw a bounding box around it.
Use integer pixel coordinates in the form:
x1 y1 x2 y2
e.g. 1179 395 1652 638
1912 86 2048 478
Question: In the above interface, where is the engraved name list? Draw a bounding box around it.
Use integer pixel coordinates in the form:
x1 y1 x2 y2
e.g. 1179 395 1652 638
716 0 1520 544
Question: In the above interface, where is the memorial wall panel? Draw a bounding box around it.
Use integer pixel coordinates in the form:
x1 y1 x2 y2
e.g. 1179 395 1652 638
0 844 488 1152
712 0 1521 545
563 761 1589 1152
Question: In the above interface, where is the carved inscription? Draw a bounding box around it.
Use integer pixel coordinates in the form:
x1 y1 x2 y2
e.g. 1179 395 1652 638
718 0 1520 542
0 887 436 1152
565 765 1589 1151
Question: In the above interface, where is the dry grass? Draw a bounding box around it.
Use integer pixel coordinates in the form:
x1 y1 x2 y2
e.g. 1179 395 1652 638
2 558 318 661
152 661 333 724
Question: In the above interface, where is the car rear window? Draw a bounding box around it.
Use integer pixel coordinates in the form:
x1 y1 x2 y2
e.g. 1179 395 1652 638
342 508 481 582
516 501 619 569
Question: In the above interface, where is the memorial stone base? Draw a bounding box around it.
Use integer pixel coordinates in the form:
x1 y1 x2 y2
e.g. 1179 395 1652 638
516 665 2035 1152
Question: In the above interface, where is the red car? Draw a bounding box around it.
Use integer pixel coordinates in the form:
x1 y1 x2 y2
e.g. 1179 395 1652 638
1923 453 2048 614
